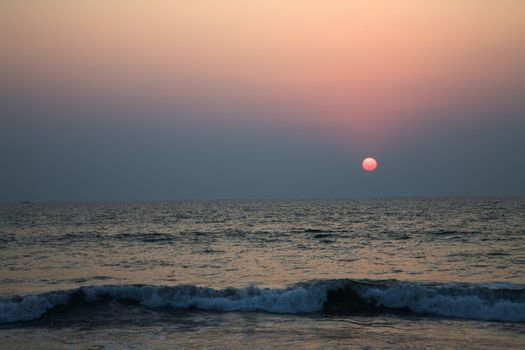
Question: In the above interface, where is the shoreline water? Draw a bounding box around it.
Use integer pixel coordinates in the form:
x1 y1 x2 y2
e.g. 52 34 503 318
1 198 524 348
1 279 524 325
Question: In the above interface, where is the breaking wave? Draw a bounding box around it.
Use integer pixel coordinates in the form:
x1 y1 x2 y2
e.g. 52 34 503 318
1 279 523 324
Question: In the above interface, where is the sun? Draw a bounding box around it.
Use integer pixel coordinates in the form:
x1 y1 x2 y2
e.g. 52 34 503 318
362 157 378 172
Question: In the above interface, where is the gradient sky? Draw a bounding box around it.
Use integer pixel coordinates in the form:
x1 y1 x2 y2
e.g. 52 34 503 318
1 1 524 202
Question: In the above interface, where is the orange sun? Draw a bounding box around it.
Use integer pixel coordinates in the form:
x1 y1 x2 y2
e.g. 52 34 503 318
362 157 378 172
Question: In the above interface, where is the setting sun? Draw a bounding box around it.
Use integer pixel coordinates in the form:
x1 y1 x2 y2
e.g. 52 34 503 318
362 157 378 172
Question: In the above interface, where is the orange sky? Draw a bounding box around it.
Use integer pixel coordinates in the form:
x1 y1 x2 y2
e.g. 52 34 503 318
2 1 524 146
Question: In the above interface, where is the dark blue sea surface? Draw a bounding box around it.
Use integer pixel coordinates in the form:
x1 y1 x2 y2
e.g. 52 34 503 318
1 198 524 349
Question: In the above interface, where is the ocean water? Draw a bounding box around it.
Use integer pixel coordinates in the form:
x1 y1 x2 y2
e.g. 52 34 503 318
0 198 524 349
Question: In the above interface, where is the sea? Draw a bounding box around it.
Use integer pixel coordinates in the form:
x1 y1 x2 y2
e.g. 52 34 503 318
0 198 524 349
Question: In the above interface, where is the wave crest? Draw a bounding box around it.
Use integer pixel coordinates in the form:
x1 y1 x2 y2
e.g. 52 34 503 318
1 279 523 324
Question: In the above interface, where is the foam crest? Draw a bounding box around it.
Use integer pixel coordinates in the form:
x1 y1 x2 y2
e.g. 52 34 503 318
82 284 328 313
1 279 523 324
357 282 525 322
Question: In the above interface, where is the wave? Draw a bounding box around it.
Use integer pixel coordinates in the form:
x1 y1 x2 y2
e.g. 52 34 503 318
1 279 523 324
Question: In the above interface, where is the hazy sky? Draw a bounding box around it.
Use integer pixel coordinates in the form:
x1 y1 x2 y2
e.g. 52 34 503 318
1 1 524 202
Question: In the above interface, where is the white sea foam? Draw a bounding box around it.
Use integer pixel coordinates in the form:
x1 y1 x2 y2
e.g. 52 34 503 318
0 284 330 323
359 283 525 322
83 284 329 313
0 280 523 323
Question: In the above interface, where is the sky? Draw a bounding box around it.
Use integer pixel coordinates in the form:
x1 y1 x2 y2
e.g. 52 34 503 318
1 0 524 202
